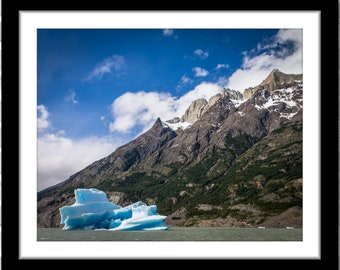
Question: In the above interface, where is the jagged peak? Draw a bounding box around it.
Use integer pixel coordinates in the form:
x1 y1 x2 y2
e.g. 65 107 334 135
148 117 174 134
221 88 243 100
268 68 281 76
243 69 302 99
259 69 302 89
153 117 163 127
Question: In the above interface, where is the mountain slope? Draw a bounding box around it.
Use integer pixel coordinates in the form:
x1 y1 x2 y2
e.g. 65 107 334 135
37 69 303 228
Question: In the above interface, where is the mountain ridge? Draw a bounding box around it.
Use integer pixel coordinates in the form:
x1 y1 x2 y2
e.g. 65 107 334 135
38 69 303 228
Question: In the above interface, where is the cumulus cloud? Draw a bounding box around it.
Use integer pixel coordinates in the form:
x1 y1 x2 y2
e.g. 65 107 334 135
85 54 126 81
216 76 229 88
37 105 51 132
37 105 125 191
109 82 222 134
37 133 123 191
193 67 209 77
109 91 175 134
194 49 209 59
226 29 302 92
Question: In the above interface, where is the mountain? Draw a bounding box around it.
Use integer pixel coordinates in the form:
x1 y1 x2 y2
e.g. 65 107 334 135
37 69 303 228
243 69 302 99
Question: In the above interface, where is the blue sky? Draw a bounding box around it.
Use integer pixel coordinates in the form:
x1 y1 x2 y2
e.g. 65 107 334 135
37 28 302 191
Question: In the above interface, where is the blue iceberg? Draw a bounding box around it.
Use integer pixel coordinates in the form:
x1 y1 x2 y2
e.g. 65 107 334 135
59 188 169 231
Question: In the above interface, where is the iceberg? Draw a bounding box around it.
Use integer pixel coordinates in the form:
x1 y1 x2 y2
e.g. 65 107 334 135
59 188 169 231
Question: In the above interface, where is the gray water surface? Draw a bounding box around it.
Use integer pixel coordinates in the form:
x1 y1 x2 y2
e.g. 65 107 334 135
38 227 302 241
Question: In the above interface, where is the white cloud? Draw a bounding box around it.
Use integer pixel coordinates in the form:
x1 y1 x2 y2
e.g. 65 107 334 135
226 29 302 92
38 133 123 191
216 64 230 70
194 49 209 59
109 82 222 134
64 90 79 104
37 105 127 192
37 105 51 132
179 75 193 85
85 54 126 81
176 75 193 90
193 67 209 77
163 29 177 39
216 76 229 87
109 91 176 134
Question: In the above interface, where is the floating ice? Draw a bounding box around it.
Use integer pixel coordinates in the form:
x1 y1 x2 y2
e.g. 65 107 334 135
59 188 169 231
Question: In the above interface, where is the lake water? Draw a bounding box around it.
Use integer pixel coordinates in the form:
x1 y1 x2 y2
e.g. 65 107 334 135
37 227 302 241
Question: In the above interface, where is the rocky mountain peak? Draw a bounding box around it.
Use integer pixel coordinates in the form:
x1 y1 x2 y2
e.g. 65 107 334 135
221 88 243 100
180 98 209 124
174 88 244 127
259 69 302 91
135 117 177 144
151 117 166 132
243 69 302 99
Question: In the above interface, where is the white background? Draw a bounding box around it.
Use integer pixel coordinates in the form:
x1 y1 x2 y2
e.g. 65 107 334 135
19 11 320 260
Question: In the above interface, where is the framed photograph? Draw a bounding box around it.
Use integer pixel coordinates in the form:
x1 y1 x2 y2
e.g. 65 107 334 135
3 5 338 266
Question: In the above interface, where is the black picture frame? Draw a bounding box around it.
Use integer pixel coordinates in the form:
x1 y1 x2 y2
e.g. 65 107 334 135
2 3 338 267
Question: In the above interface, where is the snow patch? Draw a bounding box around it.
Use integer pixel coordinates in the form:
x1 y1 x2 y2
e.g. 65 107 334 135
164 121 192 131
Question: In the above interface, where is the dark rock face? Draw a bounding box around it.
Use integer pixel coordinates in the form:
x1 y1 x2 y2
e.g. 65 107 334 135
37 69 303 228
111 117 177 168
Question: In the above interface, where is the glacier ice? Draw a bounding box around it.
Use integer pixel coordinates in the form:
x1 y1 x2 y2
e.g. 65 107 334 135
59 188 169 231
